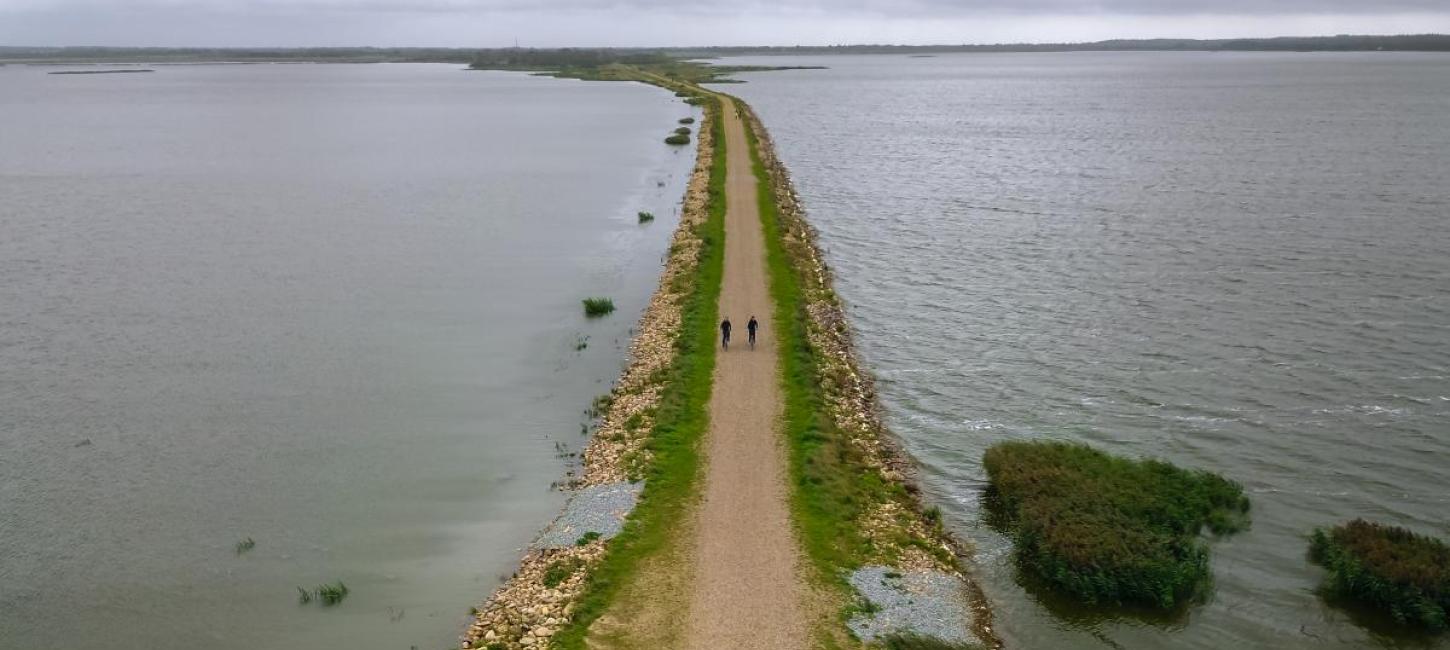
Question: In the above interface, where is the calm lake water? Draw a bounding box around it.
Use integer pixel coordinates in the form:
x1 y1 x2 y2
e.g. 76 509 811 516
729 52 1450 649
0 63 698 649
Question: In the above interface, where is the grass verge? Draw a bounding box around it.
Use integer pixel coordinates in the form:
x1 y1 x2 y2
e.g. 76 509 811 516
1310 519 1450 631
550 95 727 650
982 440 1249 609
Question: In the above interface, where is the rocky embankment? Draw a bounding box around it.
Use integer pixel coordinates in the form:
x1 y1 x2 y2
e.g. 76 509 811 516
737 102 999 648
461 98 716 650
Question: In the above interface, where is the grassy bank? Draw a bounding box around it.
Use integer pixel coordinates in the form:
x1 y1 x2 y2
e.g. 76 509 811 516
983 441 1250 609
1310 519 1450 631
548 94 728 650
738 99 992 648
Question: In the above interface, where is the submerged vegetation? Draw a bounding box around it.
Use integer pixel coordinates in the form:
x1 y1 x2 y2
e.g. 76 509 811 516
297 581 350 606
1310 519 1450 631
582 297 615 317
982 440 1250 609
234 537 255 555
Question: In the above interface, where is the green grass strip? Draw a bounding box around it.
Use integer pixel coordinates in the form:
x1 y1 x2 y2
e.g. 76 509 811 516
741 102 902 649
550 95 727 650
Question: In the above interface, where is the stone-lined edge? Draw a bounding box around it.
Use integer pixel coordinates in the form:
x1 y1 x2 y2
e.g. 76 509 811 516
461 90 716 650
735 99 1000 649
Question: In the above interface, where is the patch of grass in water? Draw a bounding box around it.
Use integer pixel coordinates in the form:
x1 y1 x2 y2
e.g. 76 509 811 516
637 211 655 223
678 117 695 124
235 537 255 555
1310 519 1450 631
582 297 615 318
664 133 691 146
673 127 691 136
982 440 1249 609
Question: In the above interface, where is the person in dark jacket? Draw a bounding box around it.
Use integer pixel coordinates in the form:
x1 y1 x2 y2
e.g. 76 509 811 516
747 316 759 350
720 317 732 350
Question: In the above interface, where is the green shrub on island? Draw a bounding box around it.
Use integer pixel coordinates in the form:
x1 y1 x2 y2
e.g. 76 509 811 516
674 127 692 136
664 133 691 146
1310 519 1450 630
678 117 695 125
637 211 655 223
982 440 1250 609
582 297 615 318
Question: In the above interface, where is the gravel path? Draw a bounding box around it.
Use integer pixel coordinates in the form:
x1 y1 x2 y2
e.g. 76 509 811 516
679 97 810 650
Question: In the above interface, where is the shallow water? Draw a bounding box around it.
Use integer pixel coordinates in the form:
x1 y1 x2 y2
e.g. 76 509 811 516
0 63 698 649
728 52 1450 649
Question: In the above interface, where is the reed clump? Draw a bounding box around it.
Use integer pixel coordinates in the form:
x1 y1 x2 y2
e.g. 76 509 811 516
678 117 695 124
582 297 615 317
664 133 691 145
1310 519 1450 630
983 440 1250 609
674 127 691 135
638 211 655 223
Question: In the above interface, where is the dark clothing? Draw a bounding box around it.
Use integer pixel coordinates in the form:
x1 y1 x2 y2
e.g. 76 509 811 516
720 319 732 341
747 318 758 345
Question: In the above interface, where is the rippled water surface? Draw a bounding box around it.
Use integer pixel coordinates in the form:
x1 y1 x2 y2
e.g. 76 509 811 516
729 52 1450 649
0 64 698 649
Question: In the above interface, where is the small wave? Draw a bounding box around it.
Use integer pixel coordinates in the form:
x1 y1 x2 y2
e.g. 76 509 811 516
961 419 1005 431
1311 404 1410 416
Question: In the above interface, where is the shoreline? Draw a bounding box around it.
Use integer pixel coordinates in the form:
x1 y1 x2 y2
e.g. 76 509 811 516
462 71 998 649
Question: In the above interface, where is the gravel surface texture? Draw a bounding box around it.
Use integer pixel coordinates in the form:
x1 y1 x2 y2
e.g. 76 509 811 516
847 565 976 645
534 482 642 549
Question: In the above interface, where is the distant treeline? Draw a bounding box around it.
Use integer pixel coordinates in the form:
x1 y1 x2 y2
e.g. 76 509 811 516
3 34 1448 65
468 48 672 70
669 34 1450 55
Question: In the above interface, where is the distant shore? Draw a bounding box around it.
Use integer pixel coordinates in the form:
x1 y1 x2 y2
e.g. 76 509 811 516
4 34 1448 66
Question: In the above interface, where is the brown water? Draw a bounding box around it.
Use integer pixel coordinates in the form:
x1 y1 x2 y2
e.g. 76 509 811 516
0 63 699 650
728 52 1450 650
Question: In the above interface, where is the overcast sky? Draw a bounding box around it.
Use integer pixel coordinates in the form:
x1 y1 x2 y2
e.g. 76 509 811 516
2 0 1448 47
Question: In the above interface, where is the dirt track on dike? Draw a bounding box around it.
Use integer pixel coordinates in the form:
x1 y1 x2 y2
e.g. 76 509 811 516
679 97 809 650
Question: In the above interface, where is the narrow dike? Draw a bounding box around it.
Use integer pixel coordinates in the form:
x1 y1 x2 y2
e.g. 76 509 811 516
463 79 996 650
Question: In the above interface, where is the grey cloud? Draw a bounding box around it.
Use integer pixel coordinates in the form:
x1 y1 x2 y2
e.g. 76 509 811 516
6 0 1449 16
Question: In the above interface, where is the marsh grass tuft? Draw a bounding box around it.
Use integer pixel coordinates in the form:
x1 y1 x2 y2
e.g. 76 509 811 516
582 297 615 317
542 557 584 588
315 581 349 606
983 440 1249 609
664 133 691 146
674 127 691 136
235 537 255 555
297 586 312 604
1310 519 1450 630
678 117 695 124
575 531 602 546
638 211 655 223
